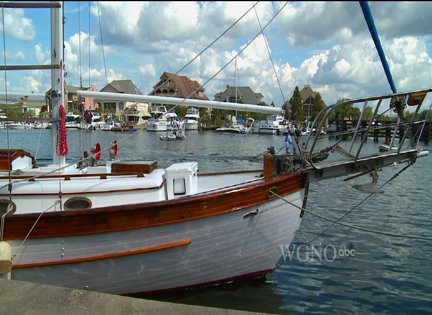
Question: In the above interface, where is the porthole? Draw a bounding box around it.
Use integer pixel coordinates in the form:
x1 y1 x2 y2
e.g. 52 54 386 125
64 197 92 210
0 199 16 216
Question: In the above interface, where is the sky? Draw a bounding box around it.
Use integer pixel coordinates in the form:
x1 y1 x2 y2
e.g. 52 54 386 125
1 1 432 108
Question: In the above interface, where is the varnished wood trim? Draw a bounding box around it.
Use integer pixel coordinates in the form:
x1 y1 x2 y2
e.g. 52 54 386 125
0 181 165 196
13 239 191 269
4 172 306 240
0 172 149 180
197 169 261 176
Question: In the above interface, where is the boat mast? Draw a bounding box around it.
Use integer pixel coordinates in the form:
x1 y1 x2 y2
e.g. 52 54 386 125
51 1 65 165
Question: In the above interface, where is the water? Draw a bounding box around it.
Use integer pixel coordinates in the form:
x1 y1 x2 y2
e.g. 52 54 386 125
1 128 432 314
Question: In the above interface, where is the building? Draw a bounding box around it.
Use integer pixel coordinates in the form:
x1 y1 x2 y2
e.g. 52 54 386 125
284 85 324 121
299 85 319 120
214 85 264 105
149 72 209 100
99 80 142 117
66 85 98 113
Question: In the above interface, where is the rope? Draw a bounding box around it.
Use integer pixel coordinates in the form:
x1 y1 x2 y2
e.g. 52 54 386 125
1 4 12 200
165 1 289 114
11 200 61 262
57 104 69 156
157 1 260 103
306 160 415 243
270 189 432 241
78 1 82 88
88 0 91 86
253 5 286 106
96 1 108 84
0 203 14 241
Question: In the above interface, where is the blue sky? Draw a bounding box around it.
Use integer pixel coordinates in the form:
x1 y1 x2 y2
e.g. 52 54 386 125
1 1 432 107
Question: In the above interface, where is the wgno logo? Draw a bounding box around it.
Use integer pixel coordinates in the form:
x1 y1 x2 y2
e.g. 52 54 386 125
279 242 356 262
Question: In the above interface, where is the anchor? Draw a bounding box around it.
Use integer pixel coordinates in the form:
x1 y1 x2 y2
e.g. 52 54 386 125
352 170 384 194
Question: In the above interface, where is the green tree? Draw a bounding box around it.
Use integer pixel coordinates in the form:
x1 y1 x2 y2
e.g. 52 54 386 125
175 105 188 117
363 106 374 121
290 86 304 122
5 107 21 120
311 93 326 121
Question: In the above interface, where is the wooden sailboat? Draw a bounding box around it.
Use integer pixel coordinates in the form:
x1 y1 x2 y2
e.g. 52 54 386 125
0 1 430 297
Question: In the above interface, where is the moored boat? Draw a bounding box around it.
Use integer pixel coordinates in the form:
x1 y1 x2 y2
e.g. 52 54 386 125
0 1 431 299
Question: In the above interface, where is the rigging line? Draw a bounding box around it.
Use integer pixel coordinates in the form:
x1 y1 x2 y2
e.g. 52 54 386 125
34 122 44 160
88 0 91 86
307 160 415 244
270 191 432 241
12 200 61 262
160 1 260 93
253 5 286 105
0 203 14 241
173 1 289 111
96 1 108 84
0 138 114 191
416 101 432 148
200 2 289 92
1 3 12 199
78 1 82 88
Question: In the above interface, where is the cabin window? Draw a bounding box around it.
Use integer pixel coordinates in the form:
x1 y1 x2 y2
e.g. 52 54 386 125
64 197 92 210
0 199 16 215
173 178 186 195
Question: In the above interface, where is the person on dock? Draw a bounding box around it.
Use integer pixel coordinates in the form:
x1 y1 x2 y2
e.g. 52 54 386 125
373 120 379 142
284 132 294 155
385 124 392 145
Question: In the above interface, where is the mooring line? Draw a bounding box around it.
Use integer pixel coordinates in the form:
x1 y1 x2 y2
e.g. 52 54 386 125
270 187 432 241
306 161 415 243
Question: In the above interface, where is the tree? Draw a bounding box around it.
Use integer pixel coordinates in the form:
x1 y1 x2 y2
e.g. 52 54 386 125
311 93 326 121
175 105 188 117
290 86 304 122
329 98 361 122
363 106 374 121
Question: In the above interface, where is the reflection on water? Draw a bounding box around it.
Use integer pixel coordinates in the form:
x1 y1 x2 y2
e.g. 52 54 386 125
1 128 431 314
141 277 285 314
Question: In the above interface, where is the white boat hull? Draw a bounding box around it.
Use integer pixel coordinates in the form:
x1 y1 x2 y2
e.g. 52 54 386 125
10 188 304 295
184 121 199 130
258 127 280 135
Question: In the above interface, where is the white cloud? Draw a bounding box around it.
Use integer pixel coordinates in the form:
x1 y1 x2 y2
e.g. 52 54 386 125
34 44 50 65
4 1 432 109
1 50 25 61
1 9 35 41
21 75 41 92
138 64 156 76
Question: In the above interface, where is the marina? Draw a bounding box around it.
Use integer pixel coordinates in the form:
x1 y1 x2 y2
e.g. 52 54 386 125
0 1 431 314
1 128 431 314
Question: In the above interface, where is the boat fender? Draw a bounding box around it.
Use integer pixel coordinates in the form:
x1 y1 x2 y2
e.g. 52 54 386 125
113 140 118 156
109 141 118 160
0 241 12 276
95 143 101 160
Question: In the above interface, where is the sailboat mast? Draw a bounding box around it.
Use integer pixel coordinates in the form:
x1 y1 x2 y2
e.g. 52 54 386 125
51 2 65 165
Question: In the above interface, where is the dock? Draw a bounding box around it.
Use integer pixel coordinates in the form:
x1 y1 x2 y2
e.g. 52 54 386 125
0 279 268 315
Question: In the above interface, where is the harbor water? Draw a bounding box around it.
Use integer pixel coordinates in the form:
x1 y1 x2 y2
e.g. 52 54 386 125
1 128 431 314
